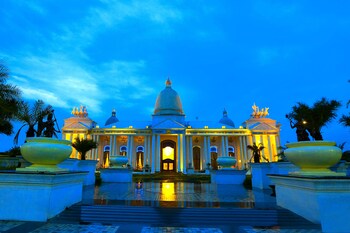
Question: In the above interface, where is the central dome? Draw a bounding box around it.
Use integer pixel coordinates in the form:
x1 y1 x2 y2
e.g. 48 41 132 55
154 79 184 116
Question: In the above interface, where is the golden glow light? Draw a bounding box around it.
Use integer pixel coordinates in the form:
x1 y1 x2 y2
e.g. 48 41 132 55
162 146 174 160
161 182 175 201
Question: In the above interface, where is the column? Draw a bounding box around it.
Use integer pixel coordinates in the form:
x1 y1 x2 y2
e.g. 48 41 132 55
151 135 156 173
127 136 131 164
114 135 118 156
147 135 151 166
110 135 114 156
177 135 181 172
203 136 207 169
182 134 186 173
239 136 245 169
206 136 211 166
225 136 229 157
91 135 96 160
143 136 148 168
129 136 134 167
242 136 248 168
156 135 161 172
188 136 193 167
221 136 225 157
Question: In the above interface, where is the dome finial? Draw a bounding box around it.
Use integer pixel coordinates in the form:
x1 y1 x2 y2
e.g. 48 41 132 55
223 108 227 116
166 77 172 87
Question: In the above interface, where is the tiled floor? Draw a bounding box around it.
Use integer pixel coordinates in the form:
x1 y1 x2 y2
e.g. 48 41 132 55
0 221 24 232
0 182 322 233
29 223 119 233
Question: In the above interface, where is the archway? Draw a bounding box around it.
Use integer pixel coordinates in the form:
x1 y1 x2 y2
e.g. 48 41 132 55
210 146 218 170
193 146 201 171
161 140 176 172
136 146 144 171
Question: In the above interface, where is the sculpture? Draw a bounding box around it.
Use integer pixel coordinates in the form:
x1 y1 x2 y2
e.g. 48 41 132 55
251 103 269 118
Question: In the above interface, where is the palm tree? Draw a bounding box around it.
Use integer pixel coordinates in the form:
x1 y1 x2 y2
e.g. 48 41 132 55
14 100 53 144
286 97 341 141
340 80 350 127
72 137 98 160
247 142 268 163
0 62 22 135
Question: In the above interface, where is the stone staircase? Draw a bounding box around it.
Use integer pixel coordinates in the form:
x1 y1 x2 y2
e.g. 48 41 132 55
52 204 321 229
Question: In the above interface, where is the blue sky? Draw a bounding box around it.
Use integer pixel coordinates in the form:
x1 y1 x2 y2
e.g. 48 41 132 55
1 0 350 151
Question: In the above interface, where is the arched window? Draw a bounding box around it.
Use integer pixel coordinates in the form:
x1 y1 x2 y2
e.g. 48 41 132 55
104 145 110 152
120 146 127 156
228 146 235 157
193 146 201 171
136 146 144 152
210 146 218 153
136 146 144 171
210 146 218 170
103 145 110 168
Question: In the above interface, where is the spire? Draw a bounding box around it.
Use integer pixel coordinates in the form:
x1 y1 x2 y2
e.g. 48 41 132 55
112 109 116 117
223 108 228 117
166 77 172 87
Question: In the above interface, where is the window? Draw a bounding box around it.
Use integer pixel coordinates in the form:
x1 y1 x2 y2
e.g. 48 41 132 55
228 146 235 157
104 145 110 152
120 146 127 156
136 146 144 152
210 146 218 153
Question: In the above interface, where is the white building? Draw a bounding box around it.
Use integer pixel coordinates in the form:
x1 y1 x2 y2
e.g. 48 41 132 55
62 79 281 173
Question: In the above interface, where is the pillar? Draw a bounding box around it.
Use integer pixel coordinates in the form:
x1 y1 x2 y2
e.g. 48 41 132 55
156 135 161 172
151 135 156 173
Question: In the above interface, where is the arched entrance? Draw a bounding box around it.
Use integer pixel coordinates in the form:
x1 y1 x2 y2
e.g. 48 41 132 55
193 146 201 171
161 140 176 172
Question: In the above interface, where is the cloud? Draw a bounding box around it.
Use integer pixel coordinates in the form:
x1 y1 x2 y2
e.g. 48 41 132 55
0 1 182 116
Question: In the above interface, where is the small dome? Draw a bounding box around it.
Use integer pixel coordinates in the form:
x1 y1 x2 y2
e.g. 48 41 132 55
105 109 119 126
219 108 235 127
154 78 184 116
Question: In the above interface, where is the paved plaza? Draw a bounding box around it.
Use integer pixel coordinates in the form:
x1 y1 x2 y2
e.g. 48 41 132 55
0 182 322 233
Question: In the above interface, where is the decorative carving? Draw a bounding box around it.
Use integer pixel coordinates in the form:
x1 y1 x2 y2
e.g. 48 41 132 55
72 105 88 118
251 103 269 118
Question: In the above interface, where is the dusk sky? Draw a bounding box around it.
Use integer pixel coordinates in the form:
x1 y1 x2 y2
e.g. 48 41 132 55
1 1 349 151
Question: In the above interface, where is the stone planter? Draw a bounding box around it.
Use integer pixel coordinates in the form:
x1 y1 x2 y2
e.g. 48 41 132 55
217 156 236 170
18 137 72 173
285 141 344 176
109 155 128 168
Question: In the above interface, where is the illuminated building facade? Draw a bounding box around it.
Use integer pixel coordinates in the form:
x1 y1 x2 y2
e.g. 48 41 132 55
62 79 281 173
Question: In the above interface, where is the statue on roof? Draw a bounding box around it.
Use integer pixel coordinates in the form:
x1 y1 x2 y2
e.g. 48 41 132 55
251 103 269 118
72 105 88 118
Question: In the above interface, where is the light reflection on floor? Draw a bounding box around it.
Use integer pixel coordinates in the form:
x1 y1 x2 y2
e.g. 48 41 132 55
82 181 276 209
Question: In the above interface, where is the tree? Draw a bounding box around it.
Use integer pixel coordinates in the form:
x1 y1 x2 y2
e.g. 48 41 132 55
14 100 53 144
0 62 22 135
72 137 98 160
340 80 350 127
247 142 268 163
286 97 341 141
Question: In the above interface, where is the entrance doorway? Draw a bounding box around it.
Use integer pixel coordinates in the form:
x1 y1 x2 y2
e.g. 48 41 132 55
161 140 176 172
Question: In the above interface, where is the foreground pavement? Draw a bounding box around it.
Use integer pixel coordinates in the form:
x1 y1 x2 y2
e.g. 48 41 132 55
0 182 322 233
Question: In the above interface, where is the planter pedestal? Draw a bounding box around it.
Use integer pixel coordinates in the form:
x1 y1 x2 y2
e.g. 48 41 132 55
100 168 132 182
269 175 350 233
0 172 86 221
211 170 246 184
250 163 272 189
58 159 97 186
